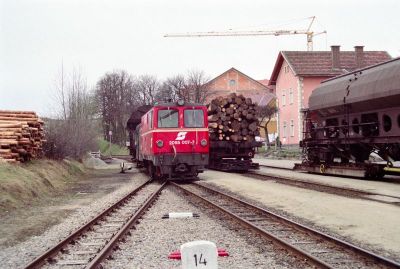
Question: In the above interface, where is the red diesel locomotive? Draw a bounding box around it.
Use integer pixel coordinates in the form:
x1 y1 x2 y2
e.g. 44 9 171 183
127 101 209 180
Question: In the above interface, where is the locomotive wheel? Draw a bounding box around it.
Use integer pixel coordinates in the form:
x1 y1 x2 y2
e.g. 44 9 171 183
148 163 156 180
148 163 162 180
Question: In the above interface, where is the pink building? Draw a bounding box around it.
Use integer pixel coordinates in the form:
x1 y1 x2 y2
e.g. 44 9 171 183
268 46 391 146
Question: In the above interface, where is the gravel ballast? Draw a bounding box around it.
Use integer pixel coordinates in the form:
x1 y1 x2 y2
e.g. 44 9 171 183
103 187 307 269
200 169 400 260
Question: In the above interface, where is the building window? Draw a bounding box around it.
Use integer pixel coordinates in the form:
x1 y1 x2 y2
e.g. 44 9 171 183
284 65 289 73
229 79 236 86
289 88 294 104
282 90 286 106
290 120 294 137
283 121 287 138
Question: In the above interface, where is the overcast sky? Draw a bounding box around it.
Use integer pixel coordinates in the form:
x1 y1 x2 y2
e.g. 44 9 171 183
1 0 399 116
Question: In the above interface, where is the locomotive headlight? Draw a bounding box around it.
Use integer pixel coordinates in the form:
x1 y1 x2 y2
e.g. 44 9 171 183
200 139 208 147
156 140 164 148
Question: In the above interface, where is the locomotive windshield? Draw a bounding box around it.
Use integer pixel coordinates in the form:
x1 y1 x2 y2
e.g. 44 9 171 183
158 109 179 128
184 109 204 128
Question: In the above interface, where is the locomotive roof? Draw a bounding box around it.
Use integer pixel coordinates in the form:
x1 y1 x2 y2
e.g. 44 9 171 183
126 102 205 130
309 57 400 112
153 101 204 107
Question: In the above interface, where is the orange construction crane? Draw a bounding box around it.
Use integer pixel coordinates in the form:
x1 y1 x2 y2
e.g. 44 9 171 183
164 16 326 51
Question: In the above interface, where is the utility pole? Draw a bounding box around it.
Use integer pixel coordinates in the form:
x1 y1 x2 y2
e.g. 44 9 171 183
109 130 112 157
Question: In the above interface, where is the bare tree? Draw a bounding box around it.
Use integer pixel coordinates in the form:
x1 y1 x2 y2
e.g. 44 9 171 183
156 75 186 102
258 99 278 149
44 67 98 159
136 75 160 105
53 62 67 120
96 70 139 145
185 69 212 104
156 70 213 104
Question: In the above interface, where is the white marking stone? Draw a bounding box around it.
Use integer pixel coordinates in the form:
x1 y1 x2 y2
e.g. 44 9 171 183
168 212 197 218
181 240 218 269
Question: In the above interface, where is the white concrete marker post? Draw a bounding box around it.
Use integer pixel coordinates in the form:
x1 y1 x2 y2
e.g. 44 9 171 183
181 240 218 269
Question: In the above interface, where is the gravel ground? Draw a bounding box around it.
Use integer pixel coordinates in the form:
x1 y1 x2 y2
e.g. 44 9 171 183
200 170 400 262
255 159 400 197
0 168 148 269
103 187 308 269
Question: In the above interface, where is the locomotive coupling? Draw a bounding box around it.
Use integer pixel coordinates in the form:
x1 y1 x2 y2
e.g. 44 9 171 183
175 163 188 172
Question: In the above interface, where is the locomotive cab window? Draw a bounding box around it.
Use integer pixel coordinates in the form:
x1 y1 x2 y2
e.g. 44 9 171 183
148 110 153 129
158 109 179 128
184 109 204 128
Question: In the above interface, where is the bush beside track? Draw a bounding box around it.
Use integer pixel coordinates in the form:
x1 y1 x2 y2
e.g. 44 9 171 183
0 159 85 213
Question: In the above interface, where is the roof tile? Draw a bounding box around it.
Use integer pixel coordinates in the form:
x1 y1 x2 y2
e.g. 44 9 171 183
282 51 391 76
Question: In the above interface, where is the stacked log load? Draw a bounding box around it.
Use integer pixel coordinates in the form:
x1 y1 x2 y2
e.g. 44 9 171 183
207 93 260 142
0 110 45 163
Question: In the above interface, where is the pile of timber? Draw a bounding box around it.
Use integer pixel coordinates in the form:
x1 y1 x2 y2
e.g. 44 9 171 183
0 110 45 163
208 93 260 142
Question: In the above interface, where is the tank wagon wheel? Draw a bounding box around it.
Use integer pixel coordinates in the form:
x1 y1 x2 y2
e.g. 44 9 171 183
319 164 326 174
364 166 385 180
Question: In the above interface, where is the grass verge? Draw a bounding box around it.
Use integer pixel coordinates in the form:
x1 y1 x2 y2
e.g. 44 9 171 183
0 159 85 214
97 138 129 155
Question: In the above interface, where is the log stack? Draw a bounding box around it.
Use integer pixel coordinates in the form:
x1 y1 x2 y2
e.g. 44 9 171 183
207 93 260 142
0 110 45 163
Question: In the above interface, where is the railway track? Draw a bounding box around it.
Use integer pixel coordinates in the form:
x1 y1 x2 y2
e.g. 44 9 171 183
259 163 294 171
251 169 400 206
24 173 400 269
25 180 166 269
171 181 400 269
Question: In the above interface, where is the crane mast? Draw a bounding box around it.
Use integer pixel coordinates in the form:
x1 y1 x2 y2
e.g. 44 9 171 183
164 16 326 51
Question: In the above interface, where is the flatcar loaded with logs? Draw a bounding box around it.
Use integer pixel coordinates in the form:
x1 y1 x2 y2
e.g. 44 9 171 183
207 93 262 171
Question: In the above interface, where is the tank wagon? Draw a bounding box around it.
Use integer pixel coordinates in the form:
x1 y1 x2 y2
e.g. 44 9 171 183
297 58 400 178
127 101 209 180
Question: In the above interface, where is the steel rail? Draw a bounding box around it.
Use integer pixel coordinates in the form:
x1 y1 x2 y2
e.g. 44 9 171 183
86 181 167 268
24 180 151 269
248 170 400 205
171 182 400 268
259 164 294 171
171 182 331 268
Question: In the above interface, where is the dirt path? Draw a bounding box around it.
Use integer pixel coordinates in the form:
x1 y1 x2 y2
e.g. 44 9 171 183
0 168 133 247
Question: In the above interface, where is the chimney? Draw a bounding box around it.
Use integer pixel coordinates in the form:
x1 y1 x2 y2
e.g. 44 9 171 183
354 45 364 68
331 45 341 69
